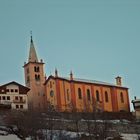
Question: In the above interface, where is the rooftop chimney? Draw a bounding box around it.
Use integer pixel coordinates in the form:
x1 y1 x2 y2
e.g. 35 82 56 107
115 76 122 86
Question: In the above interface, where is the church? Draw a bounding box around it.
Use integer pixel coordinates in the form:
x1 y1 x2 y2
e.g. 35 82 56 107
23 36 130 112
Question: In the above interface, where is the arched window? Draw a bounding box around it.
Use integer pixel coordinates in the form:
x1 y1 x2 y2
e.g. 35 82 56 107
96 90 100 102
105 91 109 102
35 74 38 80
50 90 54 97
78 88 82 99
36 66 40 72
34 66 40 72
34 66 36 72
35 74 40 81
67 89 70 101
37 75 40 80
120 92 124 103
87 89 90 101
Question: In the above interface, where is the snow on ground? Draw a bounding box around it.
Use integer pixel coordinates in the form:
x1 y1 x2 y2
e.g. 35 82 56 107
121 133 140 140
0 134 20 140
0 132 140 140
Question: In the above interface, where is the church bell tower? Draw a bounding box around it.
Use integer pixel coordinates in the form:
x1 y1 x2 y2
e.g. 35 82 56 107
23 35 45 109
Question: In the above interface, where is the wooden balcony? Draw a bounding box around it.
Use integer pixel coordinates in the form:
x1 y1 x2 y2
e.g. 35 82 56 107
13 99 26 103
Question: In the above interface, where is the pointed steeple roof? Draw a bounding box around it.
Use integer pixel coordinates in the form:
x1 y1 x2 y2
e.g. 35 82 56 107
28 35 38 62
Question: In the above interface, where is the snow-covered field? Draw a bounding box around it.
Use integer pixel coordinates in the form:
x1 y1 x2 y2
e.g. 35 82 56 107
0 135 20 140
0 132 140 140
121 133 140 140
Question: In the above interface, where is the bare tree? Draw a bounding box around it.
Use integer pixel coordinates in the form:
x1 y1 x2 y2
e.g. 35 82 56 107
4 109 46 140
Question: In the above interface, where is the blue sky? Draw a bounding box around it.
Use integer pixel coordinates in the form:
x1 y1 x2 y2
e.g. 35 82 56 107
0 0 140 109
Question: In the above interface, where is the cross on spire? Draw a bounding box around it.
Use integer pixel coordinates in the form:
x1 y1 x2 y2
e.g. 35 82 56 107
28 32 38 62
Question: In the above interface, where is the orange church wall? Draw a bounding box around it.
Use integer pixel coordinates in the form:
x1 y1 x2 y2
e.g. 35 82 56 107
116 88 130 112
45 78 57 108
59 80 71 111
44 77 130 113
111 87 118 112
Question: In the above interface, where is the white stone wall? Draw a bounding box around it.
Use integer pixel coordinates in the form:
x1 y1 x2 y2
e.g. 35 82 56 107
0 84 28 110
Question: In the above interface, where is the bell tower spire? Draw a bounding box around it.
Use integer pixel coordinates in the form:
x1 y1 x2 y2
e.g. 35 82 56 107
28 32 38 62
23 33 45 110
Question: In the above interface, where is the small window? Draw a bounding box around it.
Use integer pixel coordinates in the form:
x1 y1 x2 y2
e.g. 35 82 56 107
67 89 70 101
87 89 91 101
96 90 100 102
2 96 5 100
78 88 82 99
16 105 19 109
15 89 18 92
35 74 40 81
37 67 40 72
11 89 14 92
38 75 40 80
50 90 54 97
7 96 10 100
34 66 37 72
34 66 40 72
15 96 18 100
35 74 37 80
6 89 9 92
20 105 23 109
105 91 109 102
120 92 124 103
20 96 23 101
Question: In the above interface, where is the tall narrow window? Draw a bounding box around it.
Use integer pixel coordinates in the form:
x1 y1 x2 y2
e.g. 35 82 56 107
67 89 70 101
35 74 37 80
96 90 100 102
105 91 109 102
7 96 10 100
87 89 90 101
35 74 40 81
16 105 19 109
37 75 40 80
37 66 40 72
34 66 40 72
78 88 82 99
120 92 124 103
50 90 54 97
34 66 37 72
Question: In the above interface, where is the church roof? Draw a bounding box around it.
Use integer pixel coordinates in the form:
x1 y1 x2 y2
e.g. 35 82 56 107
28 36 38 62
45 75 128 89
